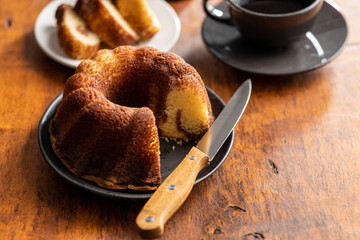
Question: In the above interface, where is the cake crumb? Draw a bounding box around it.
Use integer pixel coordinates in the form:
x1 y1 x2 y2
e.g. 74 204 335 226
172 145 175 150
176 140 183 146
165 137 169 142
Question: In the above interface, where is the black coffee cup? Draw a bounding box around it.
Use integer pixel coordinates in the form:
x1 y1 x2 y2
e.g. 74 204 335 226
203 0 323 47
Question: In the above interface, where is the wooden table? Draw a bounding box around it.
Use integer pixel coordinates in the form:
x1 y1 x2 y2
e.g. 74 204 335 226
1 0 359 239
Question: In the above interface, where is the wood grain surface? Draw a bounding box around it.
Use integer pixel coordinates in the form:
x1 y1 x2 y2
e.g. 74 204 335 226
0 0 359 239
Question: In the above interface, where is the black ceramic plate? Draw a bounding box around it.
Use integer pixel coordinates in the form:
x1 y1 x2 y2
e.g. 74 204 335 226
202 1 348 76
38 87 234 200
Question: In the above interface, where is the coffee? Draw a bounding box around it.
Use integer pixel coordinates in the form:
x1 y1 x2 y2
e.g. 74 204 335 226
240 0 313 14
204 0 323 46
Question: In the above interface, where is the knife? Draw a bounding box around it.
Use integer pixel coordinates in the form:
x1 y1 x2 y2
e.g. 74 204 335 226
136 79 252 238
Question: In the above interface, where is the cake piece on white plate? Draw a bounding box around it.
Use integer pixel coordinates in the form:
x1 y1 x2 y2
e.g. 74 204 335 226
74 0 139 48
55 4 100 59
114 0 160 40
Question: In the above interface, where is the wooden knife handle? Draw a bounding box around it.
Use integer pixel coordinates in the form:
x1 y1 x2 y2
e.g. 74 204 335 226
136 147 210 239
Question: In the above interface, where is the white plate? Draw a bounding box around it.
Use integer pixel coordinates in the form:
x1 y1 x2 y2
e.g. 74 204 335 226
34 0 181 69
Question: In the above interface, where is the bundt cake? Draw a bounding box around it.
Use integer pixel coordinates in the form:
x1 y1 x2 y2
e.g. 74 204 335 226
49 46 213 190
114 0 160 40
74 0 139 48
55 4 100 59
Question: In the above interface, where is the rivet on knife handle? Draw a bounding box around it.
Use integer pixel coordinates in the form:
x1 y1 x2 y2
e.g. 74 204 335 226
136 147 210 239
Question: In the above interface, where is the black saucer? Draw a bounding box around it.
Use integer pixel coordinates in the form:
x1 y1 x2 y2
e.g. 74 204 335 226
202 1 348 76
38 87 234 200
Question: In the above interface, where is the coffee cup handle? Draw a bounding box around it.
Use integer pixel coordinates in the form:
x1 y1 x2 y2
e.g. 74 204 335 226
203 0 232 25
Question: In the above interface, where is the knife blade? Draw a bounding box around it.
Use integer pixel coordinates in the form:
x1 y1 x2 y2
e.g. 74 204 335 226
136 79 252 238
196 79 252 160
